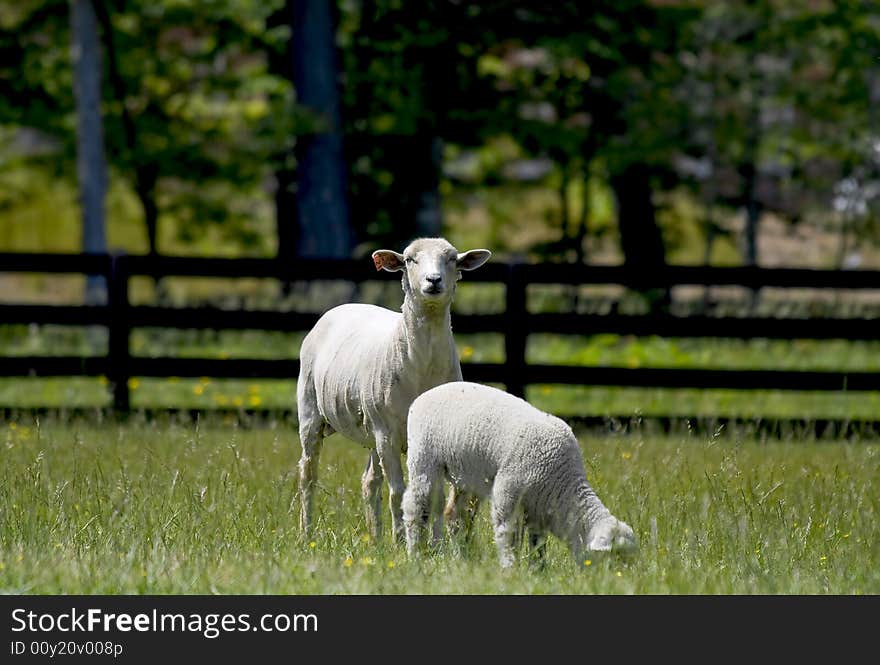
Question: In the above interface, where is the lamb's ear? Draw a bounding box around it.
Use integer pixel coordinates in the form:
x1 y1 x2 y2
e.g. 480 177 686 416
456 249 491 271
372 250 406 272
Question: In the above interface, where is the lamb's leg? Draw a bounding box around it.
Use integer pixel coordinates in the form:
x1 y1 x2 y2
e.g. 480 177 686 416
444 487 480 540
376 435 406 543
430 481 445 545
361 449 384 539
402 475 433 557
297 400 325 534
490 477 521 569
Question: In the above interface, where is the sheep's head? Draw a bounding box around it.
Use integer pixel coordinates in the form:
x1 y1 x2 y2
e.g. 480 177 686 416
372 238 491 309
586 516 638 554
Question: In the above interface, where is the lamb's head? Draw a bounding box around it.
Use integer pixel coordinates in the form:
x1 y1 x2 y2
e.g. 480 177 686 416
586 516 638 554
372 238 491 309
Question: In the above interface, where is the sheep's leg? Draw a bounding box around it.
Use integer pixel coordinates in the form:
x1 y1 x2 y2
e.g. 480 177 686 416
297 419 324 534
361 449 384 539
430 481 445 546
490 478 521 569
402 476 433 557
444 487 480 540
376 436 406 543
297 364 325 534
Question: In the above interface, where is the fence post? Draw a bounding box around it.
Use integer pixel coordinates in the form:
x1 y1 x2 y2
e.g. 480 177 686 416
504 262 527 398
107 254 131 412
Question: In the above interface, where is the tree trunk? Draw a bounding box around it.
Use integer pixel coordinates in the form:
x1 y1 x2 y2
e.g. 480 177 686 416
275 164 298 264
70 0 107 304
572 164 591 264
610 163 669 311
290 0 352 258
558 160 571 241
394 133 443 240
93 1 160 260
739 107 763 267
610 164 666 276
135 165 159 256
414 135 443 238
740 160 761 267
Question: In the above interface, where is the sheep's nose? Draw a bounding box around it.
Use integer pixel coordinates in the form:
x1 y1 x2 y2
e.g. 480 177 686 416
426 273 442 285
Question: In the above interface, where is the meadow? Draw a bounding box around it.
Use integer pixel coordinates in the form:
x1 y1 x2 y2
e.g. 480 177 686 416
0 414 876 594
2 274 880 594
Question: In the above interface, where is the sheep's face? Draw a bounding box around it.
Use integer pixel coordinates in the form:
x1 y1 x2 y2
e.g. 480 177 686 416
373 238 491 308
586 517 638 554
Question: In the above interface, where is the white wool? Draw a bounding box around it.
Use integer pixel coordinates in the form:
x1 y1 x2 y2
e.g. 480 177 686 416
297 238 491 541
403 382 638 567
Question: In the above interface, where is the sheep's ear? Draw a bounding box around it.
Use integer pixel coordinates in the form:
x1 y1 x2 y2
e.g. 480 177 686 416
372 250 406 272
456 249 491 271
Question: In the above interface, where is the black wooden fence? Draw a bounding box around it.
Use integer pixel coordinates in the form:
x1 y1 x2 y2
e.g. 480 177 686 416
2 252 880 425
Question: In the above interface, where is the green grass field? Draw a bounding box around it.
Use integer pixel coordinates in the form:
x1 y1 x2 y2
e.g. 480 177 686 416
1 416 876 594
2 323 879 594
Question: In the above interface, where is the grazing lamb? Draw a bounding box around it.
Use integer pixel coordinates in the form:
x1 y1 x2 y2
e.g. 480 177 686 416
297 238 491 541
403 382 637 567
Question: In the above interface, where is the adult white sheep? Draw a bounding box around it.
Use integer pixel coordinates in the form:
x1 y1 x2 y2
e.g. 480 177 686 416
297 238 491 541
403 382 637 567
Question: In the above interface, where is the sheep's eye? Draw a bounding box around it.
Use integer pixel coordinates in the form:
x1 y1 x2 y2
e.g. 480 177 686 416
405 257 417 264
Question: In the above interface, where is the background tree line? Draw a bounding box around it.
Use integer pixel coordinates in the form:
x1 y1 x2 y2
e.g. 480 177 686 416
1 0 879 277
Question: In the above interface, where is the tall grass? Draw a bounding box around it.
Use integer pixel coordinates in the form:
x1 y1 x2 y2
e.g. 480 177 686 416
1 416 876 594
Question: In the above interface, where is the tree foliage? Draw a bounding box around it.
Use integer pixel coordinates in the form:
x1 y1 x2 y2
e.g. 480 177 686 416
1 0 878 265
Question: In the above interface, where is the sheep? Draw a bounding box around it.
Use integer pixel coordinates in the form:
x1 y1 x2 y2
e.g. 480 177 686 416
403 381 637 567
296 238 491 541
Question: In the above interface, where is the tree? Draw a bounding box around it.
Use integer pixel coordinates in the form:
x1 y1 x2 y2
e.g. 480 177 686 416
94 0 283 259
2 0 294 261
70 0 107 303
290 0 352 258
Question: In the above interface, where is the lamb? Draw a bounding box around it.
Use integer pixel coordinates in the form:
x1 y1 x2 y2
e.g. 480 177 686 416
403 382 638 567
296 238 491 541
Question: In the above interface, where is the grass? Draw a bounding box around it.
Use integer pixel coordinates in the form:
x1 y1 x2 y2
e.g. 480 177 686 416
1 416 877 594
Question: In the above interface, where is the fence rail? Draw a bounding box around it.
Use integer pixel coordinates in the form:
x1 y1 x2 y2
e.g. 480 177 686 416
2 251 880 413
